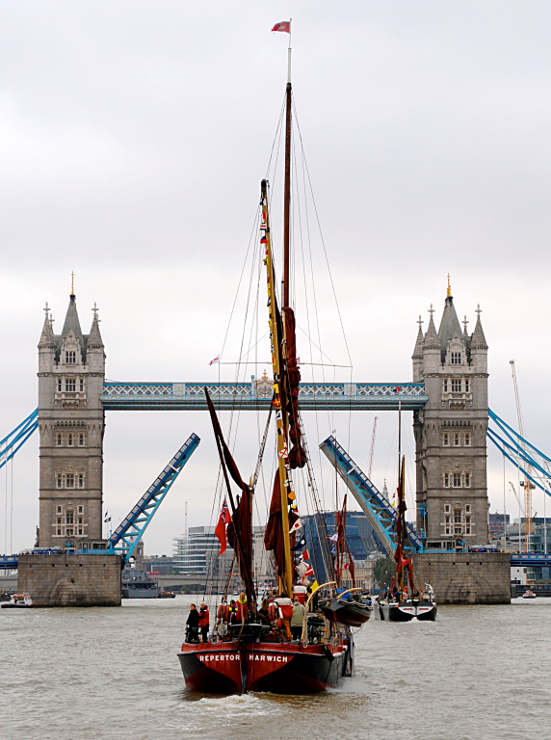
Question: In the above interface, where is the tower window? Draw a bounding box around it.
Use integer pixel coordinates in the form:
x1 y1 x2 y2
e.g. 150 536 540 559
56 433 63 446
453 473 461 488
65 351 76 364
56 474 63 489
451 379 462 392
465 504 471 514
66 510 74 525
79 378 85 392
451 352 462 365
443 379 448 393
464 379 470 392
453 432 461 446
443 473 450 488
77 473 85 489
77 505 84 515
464 432 471 446
78 433 85 446
57 378 62 392
68 433 73 447
57 505 63 514
65 378 76 392
442 432 450 447
65 473 74 488
444 504 451 514
464 472 471 488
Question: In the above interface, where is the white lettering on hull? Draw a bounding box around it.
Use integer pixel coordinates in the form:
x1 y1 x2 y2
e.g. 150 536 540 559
197 653 290 664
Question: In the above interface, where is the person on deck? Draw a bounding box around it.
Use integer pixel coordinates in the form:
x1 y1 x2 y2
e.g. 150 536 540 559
236 592 248 623
216 599 229 637
229 599 237 624
291 598 305 641
198 603 210 642
186 603 199 643
274 594 293 641
258 598 270 625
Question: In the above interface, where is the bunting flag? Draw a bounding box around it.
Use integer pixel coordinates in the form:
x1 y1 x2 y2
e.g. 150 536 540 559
215 500 230 554
260 234 267 244
209 356 220 366
301 563 314 583
289 517 302 534
328 532 338 543
104 511 111 524
272 21 290 33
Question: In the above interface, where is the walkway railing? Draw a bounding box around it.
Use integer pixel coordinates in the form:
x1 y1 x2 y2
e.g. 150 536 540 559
101 380 427 411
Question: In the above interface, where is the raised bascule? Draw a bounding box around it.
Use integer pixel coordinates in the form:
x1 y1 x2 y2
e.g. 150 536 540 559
2 280 550 603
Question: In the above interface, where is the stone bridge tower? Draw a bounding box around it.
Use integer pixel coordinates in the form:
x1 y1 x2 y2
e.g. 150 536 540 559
412 282 489 549
37 289 105 548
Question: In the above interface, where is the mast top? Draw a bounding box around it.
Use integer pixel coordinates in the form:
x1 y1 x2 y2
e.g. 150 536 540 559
271 19 292 83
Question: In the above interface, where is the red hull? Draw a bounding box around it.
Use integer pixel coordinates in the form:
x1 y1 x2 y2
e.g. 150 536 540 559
178 640 351 694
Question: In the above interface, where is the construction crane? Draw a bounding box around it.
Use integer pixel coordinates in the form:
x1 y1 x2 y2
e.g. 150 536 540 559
368 416 378 479
509 361 535 551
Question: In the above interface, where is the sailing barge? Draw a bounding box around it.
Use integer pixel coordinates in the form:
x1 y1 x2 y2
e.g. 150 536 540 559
178 22 368 694
378 458 437 622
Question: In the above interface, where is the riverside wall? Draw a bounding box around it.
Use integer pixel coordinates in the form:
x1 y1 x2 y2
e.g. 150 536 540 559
18 553 121 607
412 552 510 604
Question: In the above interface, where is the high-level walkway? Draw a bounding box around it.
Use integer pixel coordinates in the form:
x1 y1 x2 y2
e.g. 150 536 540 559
101 380 427 410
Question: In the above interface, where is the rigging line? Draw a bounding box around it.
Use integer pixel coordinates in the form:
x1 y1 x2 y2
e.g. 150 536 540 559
227 209 262 453
264 92 287 179
293 99 353 368
299 130 331 510
219 206 261 362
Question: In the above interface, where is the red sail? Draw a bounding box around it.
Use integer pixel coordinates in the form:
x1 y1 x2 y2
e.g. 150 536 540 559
264 472 285 577
228 491 253 579
264 472 299 582
282 306 306 469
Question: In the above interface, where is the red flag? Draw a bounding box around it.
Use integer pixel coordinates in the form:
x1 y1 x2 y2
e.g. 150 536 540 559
215 500 230 555
272 21 290 33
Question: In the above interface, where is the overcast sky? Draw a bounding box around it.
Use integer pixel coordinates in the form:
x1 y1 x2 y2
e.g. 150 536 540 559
2 2 551 554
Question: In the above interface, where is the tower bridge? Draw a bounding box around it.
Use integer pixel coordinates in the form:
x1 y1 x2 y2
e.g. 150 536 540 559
25 280 490 552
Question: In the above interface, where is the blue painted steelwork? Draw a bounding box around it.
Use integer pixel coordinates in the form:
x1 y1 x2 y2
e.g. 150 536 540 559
108 433 200 562
0 409 38 471
510 552 551 567
101 380 427 411
488 409 551 497
319 435 423 555
0 555 18 569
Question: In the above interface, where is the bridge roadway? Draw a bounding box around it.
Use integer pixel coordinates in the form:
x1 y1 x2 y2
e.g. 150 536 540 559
101 380 427 411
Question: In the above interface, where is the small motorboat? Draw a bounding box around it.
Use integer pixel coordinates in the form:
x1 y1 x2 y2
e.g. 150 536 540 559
521 589 537 599
0 592 33 608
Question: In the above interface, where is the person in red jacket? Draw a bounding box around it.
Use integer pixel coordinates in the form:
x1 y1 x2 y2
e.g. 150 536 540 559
198 603 210 643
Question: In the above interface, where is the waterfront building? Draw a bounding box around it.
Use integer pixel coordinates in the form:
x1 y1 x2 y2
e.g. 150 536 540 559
37 290 105 548
412 284 489 549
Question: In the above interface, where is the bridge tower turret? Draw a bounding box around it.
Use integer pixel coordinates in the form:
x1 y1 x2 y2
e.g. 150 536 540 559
412 282 489 549
37 289 105 548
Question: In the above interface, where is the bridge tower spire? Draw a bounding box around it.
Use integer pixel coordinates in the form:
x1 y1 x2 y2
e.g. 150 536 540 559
413 284 489 549
37 288 106 548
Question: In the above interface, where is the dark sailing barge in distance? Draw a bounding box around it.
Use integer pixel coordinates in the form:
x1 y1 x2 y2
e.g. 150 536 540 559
378 458 437 622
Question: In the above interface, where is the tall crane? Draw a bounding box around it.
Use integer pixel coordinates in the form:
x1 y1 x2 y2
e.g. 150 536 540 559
368 416 378 480
509 361 535 551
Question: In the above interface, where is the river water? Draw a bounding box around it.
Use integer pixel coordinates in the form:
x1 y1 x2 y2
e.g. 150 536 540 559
1 596 549 740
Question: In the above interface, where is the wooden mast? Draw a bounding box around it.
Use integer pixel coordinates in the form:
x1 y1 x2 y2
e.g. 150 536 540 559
283 80 292 308
261 180 294 597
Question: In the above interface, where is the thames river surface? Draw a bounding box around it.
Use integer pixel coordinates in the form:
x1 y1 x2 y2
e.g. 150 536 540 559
1 596 550 740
